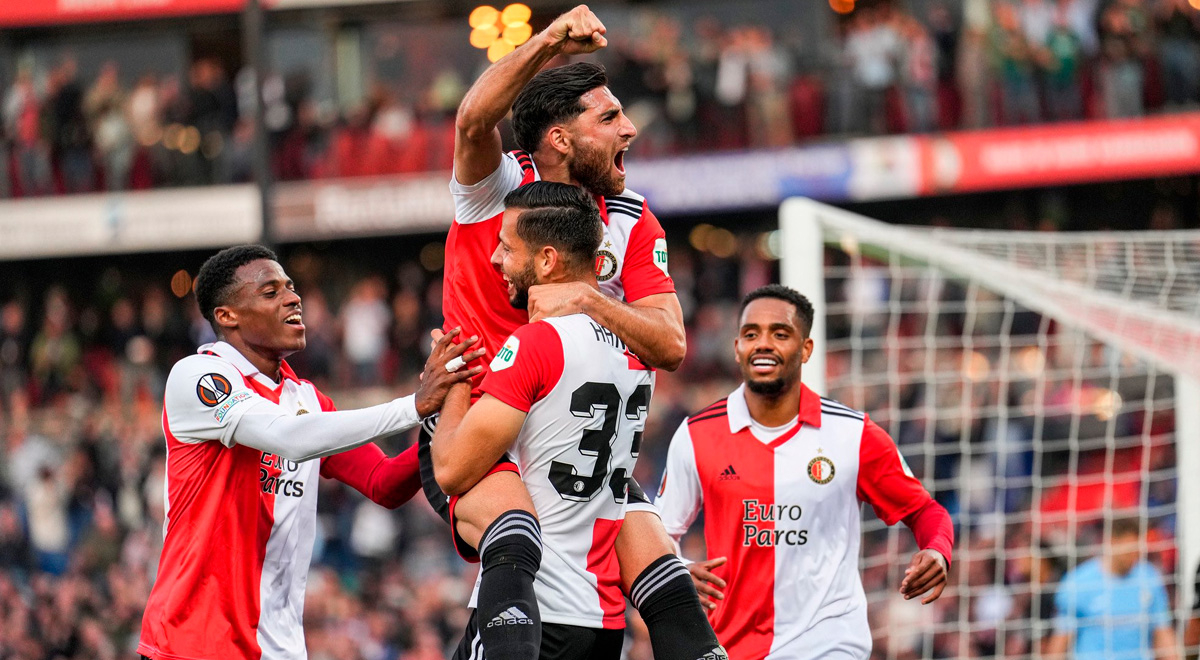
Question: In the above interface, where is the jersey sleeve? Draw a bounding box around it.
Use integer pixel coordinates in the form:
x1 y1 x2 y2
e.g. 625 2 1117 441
654 420 703 541
620 205 675 302
164 355 270 447
1052 570 1079 634
450 152 525 225
1147 566 1172 629
478 321 565 413
856 415 932 525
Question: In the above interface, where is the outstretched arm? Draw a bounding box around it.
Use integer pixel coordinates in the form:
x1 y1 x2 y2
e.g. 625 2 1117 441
454 4 608 186
322 443 422 509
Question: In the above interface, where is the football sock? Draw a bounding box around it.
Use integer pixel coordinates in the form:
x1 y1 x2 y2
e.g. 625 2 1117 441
630 554 728 660
476 510 543 659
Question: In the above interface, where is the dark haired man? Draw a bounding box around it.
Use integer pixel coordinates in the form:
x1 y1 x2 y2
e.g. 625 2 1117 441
138 245 483 660
1046 517 1179 660
655 284 954 660
419 5 723 660
431 181 654 658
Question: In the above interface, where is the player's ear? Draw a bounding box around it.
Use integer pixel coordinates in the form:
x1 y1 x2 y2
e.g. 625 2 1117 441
537 245 558 279
801 336 814 364
213 305 238 333
546 126 571 156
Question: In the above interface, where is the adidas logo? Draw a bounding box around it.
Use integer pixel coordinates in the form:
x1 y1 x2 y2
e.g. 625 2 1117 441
486 606 534 627
718 465 739 481
699 647 729 660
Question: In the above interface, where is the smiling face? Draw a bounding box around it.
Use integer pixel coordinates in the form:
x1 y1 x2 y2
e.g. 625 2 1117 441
491 208 540 310
561 86 637 197
215 259 306 357
734 297 813 397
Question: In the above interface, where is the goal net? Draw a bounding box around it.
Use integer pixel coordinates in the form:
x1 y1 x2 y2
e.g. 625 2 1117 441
779 197 1200 659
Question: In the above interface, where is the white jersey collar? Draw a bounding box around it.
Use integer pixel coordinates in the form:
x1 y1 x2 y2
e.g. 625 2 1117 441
197 341 291 389
726 382 824 434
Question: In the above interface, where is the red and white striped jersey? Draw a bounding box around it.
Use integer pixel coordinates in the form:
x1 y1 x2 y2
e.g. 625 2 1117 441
444 151 674 393
139 342 352 660
469 314 655 629
655 384 932 660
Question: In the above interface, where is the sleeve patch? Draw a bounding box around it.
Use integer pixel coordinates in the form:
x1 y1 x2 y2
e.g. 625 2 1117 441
897 447 914 478
490 335 520 372
196 373 234 407
653 238 669 277
213 391 254 423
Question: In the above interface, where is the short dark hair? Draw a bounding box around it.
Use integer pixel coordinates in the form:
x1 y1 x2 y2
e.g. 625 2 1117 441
504 182 602 272
512 62 609 154
741 284 816 337
1110 517 1142 539
194 244 278 331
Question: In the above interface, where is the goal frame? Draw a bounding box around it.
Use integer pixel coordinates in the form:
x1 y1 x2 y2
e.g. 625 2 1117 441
780 195 1200 646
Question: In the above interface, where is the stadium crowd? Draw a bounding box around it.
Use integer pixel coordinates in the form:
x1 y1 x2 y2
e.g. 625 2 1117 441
4 0 1200 197
0 222 1184 658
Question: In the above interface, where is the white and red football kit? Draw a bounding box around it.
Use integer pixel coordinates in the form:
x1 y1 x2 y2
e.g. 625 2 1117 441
139 341 425 660
655 384 953 660
467 314 655 629
444 150 674 390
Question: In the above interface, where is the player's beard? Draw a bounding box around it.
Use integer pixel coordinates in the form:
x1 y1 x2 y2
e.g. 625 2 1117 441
507 261 539 311
568 142 624 197
746 376 788 397
744 356 801 398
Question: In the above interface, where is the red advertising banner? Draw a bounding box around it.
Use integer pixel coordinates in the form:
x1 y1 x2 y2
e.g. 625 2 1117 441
0 0 245 27
917 113 1200 195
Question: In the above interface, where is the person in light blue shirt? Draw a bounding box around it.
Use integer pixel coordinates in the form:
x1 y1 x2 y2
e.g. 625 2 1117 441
1046 518 1179 660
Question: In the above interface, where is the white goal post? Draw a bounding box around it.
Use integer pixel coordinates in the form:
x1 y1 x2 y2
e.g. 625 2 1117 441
780 196 1200 659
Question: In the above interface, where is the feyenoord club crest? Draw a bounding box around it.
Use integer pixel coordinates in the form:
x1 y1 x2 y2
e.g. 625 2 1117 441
594 249 619 282
196 373 233 407
807 455 835 484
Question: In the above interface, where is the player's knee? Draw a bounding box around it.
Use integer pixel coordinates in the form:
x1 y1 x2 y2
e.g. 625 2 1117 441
480 509 542 576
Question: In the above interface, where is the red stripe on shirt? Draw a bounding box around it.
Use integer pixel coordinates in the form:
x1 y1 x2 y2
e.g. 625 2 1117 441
586 517 627 629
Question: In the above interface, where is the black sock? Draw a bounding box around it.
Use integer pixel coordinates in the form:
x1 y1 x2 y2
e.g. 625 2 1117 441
476 510 542 659
630 554 728 660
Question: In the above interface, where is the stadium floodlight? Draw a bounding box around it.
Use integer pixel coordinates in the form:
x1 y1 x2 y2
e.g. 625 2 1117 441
468 4 532 62
781 197 1198 659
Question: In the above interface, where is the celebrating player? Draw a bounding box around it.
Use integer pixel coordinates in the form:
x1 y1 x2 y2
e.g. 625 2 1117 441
655 284 955 659
137 245 483 660
432 182 656 658
419 5 723 660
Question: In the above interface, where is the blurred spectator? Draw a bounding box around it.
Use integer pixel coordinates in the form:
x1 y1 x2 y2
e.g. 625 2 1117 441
1099 0 1150 119
1156 0 1200 109
845 6 901 134
45 57 94 194
6 0 1200 199
1045 517 1178 660
1043 13 1085 121
993 2 1042 125
339 275 390 385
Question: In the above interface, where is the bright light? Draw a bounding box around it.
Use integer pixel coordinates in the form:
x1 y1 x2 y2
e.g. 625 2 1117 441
689 224 713 251
470 3 531 61
488 39 516 62
469 5 499 28
963 350 991 382
470 24 500 48
1091 388 1123 422
1189 0 1200 10
830 0 855 14
171 270 193 298
503 22 533 46
706 228 738 258
500 3 530 26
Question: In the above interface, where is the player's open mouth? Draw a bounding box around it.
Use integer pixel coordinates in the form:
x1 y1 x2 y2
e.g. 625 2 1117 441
283 312 304 328
614 149 626 175
750 354 780 374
